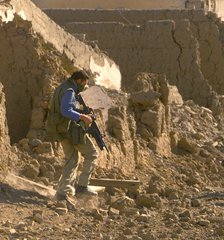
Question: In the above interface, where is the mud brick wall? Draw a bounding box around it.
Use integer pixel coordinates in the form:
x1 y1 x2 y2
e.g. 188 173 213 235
44 9 207 25
32 0 186 9
0 83 10 147
11 0 119 78
0 2 121 144
0 83 16 170
45 9 224 105
65 19 211 106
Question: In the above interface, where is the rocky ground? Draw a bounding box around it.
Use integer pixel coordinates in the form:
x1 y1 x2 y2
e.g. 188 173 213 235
1 1 224 239
1 86 224 240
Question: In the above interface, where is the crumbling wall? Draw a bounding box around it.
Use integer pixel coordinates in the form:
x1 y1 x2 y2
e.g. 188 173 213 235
64 19 211 106
0 14 45 144
32 0 186 9
11 0 120 83
0 1 134 177
0 83 17 172
44 9 202 25
46 9 224 106
0 1 121 144
0 83 10 148
0 9 69 144
35 0 224 20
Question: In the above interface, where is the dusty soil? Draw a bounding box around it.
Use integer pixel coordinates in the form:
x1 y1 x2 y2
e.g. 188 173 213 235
1 1 224 240
1 95 224 240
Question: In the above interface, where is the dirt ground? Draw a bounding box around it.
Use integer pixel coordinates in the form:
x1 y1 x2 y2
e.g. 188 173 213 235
1 93 224 240
1 1 224 240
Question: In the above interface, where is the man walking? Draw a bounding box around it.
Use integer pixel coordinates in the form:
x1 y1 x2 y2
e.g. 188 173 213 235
46 70 98 201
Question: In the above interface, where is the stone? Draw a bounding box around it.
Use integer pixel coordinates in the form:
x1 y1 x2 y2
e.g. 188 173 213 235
55 201 67 209
178 210 192 222
22 163 39 179
197 219 210 227
103 236 113 240
15 221 27 230
215 225 224 236
136 193 162 209
136 214 150 222
123 228 133 235
166 85 183 105
131 90 161 107
9 229 16 234
163 211 179 222
55 207 68 215
35 142 53 155
39 163 56 180
109 207 120 216
33 213 43 224
178 137 198 154
91 209 104 221
29 138 42 148
131 236 143 240
110 196 136 212
141 104 165 137
121 208 139 217
191 199 201 207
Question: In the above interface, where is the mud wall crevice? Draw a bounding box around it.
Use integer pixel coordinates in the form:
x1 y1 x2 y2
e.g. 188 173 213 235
63 19 212 106
45 9 224 104
0 12 66 144
0 17 35 144
0 1 122 145
0 82 17 171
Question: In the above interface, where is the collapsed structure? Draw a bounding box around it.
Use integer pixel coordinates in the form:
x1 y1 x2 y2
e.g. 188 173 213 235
1 0 224 181
33 0 224 20
2 1 224 239
0 0 121 171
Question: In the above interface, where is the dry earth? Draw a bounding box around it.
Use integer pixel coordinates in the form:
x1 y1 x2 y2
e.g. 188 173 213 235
2 75 224 240
1 1 224 240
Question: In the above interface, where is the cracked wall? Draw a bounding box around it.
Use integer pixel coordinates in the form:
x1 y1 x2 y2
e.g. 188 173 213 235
34 0 224 20
0 1 121 144
45 9 224 106
32 0 186 9
63 18 211 106
0 14 43 144
0 82 17 171
11 0 121 90
0 83 10 148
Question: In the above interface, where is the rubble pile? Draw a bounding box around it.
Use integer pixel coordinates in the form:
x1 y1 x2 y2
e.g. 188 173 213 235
1 0 224 239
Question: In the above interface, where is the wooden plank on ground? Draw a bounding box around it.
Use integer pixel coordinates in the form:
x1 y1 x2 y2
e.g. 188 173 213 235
3 173 139 198
3 173 105 198
89 178 141 190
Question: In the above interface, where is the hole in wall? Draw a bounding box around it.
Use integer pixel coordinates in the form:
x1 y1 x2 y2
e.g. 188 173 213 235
2 79 33 145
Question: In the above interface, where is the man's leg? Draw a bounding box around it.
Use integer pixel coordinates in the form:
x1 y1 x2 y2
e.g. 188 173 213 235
75 135 98 188
55 138 79 199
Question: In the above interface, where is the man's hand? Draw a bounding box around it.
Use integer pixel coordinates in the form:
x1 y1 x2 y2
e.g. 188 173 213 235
80 114 92 127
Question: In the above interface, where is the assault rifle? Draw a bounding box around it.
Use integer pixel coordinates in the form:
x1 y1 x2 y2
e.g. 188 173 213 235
76 94 109 152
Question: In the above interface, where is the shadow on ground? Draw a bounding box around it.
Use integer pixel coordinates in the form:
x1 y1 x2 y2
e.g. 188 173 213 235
0 183 48 206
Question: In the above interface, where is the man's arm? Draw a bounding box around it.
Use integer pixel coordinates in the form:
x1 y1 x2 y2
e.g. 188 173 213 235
60 90 92 125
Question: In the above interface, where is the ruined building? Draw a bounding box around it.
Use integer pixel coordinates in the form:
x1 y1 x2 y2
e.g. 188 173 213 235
1 0 224 177
2 2 224 239
33 0 224 19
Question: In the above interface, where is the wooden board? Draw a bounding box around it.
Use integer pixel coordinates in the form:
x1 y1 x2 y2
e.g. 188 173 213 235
89 178 140 190
2 173 140 198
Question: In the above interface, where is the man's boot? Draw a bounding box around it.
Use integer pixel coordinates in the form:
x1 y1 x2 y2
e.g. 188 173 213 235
75 185 98 196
